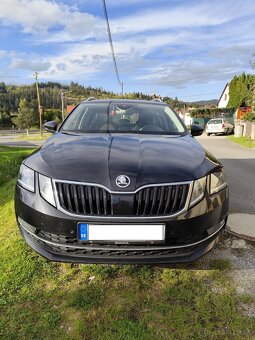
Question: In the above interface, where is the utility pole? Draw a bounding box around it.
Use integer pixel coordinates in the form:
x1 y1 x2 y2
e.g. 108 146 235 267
33 72 43 136
121 82 124 99
252 83 255 114
61 89 65 122
252 62 255 113
60 90 72 121
249 60 255 113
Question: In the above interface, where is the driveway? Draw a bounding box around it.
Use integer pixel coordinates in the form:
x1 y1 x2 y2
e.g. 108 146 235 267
197 134 255 214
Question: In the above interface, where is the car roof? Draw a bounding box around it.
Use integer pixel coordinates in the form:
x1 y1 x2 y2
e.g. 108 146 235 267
80 99 168 106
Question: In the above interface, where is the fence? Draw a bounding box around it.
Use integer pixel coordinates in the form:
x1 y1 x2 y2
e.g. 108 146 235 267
192 116 235 127
0 129 40 135
235 121 255 140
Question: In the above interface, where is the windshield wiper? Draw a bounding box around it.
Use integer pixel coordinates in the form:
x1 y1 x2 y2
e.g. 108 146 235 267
61 130 81 135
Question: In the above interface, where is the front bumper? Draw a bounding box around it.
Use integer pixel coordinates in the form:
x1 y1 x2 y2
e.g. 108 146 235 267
15 182 229 264
18 216 226 264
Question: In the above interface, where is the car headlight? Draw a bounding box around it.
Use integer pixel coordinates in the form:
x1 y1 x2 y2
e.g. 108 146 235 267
18 164 35 192
210 168 227 195
39 174 56 207
189 176 206 207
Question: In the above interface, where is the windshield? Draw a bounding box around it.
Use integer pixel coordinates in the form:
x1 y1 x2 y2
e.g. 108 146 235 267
208 119 222 124
61 102 186 135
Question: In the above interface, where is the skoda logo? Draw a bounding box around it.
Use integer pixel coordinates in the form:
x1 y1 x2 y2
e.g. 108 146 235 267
116 175 130 188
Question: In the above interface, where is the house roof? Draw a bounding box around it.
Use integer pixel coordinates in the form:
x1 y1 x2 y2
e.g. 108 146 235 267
217 83 229 106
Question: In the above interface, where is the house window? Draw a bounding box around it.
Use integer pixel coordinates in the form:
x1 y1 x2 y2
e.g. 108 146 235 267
224 94 228 101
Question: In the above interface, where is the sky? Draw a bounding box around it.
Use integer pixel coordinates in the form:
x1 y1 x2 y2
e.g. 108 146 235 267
0 0 255 101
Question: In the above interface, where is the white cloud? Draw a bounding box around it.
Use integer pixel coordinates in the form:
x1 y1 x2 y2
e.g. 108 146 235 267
1 0 254 44
59 32 186 72
107 0 168 6
5 25 255 86
1 0 255 93
0 50 7 58
136 47 254 88
9 58 51 71
0 0 103 39
111 0 255 34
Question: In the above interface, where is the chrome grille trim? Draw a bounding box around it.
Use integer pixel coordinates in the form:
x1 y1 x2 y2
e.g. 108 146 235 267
53 179 192 195
52 179 193 219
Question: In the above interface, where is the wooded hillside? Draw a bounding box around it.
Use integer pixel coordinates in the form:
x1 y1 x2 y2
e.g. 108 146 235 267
0 81 188 128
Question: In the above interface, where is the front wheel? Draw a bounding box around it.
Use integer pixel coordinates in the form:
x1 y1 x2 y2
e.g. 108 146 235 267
206 133 211 136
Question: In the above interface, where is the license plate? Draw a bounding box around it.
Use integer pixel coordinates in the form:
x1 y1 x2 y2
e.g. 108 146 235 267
78 223 165 242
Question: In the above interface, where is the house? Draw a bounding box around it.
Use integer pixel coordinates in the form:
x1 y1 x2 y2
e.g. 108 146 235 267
183 112 193 126
67 105 75 114
218 83 229 108
235 107 252 120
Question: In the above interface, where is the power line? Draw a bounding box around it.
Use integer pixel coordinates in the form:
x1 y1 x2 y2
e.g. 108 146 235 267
102 0 123 96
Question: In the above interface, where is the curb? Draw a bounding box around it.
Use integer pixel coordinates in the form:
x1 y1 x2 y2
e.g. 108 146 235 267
226 226 255 242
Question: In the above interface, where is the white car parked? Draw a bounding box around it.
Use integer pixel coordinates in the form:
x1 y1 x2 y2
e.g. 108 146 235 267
205 118 234 136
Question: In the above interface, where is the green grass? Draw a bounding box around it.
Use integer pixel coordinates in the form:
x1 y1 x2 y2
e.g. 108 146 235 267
0 146 35 186
228 135 255 148
0 147 255 339
210 259 232 270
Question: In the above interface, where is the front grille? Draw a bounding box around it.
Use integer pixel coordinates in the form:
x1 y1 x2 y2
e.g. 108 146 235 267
134 184 189 215
49 244 184 258
55 182 112 215
55 181 190 217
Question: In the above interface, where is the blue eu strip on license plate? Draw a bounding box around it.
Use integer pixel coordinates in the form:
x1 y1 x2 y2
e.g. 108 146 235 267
78 223 88 241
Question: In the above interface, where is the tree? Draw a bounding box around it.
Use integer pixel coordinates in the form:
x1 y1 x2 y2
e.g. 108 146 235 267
0 113 12 128
0 81 191 125
0 82 7 94
44 108 62 122
227 72 255 108
13 98 38 130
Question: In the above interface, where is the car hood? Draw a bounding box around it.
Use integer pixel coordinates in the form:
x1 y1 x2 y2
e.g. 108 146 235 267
25 133 220 191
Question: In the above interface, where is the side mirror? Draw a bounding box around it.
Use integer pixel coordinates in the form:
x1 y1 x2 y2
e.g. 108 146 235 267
190 124 204 137
44 121 58 133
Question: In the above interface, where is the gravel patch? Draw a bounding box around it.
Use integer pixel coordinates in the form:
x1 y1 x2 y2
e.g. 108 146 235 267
201 233 255 317
199 233 254 266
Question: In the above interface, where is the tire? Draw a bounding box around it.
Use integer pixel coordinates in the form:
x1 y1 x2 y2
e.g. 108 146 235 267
206 133 210 136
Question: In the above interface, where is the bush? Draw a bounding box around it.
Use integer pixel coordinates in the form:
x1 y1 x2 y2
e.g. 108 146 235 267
243 112 255 122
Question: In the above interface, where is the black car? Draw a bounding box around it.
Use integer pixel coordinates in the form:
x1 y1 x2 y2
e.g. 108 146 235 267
15 99 228 264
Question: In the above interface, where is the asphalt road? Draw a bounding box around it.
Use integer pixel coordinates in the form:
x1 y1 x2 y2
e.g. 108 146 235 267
1 133 254 214
0 135 43 147
197 134 255 214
